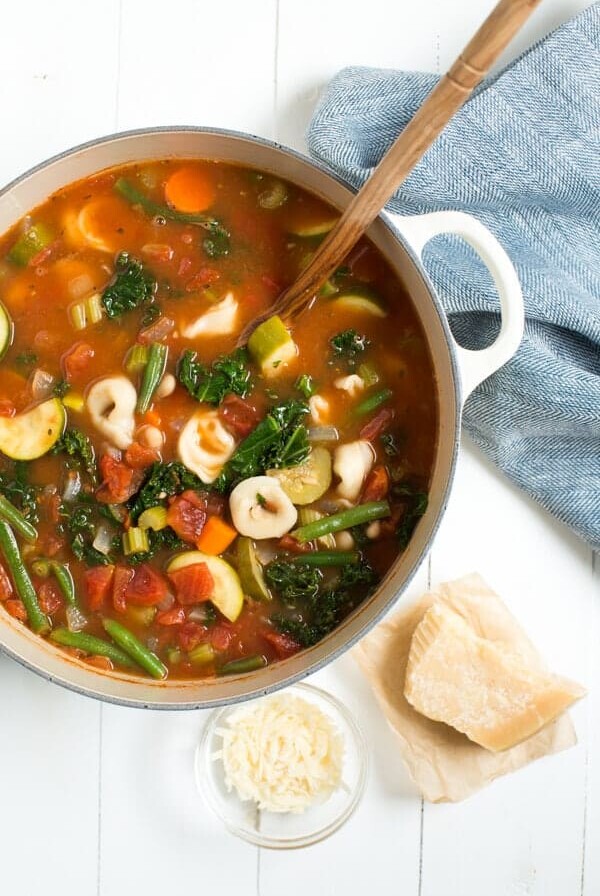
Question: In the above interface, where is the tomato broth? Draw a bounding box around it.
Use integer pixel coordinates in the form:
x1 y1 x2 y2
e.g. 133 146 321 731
0 159 437 680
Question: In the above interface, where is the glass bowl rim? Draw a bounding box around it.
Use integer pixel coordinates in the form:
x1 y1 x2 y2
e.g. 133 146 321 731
195 681 369 849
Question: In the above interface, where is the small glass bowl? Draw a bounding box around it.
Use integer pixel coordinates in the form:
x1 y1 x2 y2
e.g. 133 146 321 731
195 682 368 849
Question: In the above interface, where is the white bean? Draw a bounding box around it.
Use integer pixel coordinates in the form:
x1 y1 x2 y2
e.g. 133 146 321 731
137 425 164 449
155 372 176 399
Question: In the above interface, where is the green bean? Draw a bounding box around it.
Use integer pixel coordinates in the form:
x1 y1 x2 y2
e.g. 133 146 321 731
218 655 268 676
293 501 391 543
102 618 167 680
51 563 77 608
0 494 37 541
0 520 49 634
50 629 135 668
136 342 168 414
287 551 360 567
32 559 78 608
115 178 220 230
354 388 393 417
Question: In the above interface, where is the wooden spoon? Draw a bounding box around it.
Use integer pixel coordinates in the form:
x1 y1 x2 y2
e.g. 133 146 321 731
238 0 542 345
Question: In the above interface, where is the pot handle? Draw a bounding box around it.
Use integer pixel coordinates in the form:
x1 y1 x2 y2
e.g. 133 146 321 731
391 210 524 399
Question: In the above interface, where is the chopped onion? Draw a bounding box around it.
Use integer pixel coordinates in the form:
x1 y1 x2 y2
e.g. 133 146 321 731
308 426 339 442
157 593 175 612
30 368 55 400
62 470 81 502
146 636 159 652
68 272 94 300
66 606 87 633
254 541 278 565
138 316 175 344
92 525 114 556
188 606 211 623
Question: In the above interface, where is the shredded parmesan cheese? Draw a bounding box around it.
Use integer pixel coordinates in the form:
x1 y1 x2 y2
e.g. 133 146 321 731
215 694 345 813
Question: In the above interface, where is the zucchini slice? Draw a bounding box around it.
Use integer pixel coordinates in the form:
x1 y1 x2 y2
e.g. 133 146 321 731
333 292 387 317
267 446 332 505
288 218 339 238
236 537 271 601
167 551 244 622
247 315 297 377
0 398 66 460
0 302 14 360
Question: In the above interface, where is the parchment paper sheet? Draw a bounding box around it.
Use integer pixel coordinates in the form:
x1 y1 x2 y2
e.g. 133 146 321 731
353 573 578 802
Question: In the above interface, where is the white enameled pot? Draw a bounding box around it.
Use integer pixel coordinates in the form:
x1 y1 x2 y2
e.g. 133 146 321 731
0 128 524 708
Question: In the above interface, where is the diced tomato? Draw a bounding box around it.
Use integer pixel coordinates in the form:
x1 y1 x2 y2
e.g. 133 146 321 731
37 582 62 616
169 562 214 605
61 646 85 660
185 266 220 292
362 465 390 502
85 655 114 671
62 342 95 381
260 274 280 295
177 621 207 652
5 599 27 622
210 624 233 652
44 491 62 525
378 505 403 538
177 256 193 276
0 562 13 601
85 565 115 612
262 629 302 659
29 243 57 268
42 534 65 557
219 393 260 438
277 534 311 554
0 400 15 417
205 493 227 517
96 454 141 504
359 407 395 442
141 243 174 264
126 564 169 607
156 606 186 626
113 565 135 613
124 442 160 469
166 490 207 542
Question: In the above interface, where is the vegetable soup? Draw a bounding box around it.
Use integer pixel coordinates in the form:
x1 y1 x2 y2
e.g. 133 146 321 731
0 160 437 680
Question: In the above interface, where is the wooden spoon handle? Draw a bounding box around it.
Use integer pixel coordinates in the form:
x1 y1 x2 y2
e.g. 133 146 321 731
239 0 541 343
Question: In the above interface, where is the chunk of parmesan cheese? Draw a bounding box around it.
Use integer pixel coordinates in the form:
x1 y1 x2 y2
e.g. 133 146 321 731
215 694 344 813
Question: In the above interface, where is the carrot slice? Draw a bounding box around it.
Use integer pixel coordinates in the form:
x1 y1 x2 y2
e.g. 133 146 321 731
195 516 237 556
164 167 216 213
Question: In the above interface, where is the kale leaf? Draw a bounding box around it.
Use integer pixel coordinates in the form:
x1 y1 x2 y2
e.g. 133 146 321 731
294 374 316 399
65 497 118 566
265 560 322 606
101 251 157 319
0 461 39 523
203 225 230 259
217 399 309 489
329 329 369 368
14 351 38 369
128 461 207 521
52 379 70 399
51 428 96 481
392 481 428 550
380 431 401 457
178 348 252 405
270 557 378 647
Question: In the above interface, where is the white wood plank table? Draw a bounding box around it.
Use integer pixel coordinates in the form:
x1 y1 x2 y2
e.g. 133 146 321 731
0 2 597 894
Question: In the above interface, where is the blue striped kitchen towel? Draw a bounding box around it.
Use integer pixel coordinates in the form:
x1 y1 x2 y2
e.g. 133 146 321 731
307 4 600 551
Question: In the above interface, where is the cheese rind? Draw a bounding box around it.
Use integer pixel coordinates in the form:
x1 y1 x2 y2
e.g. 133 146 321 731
404 603 585 752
